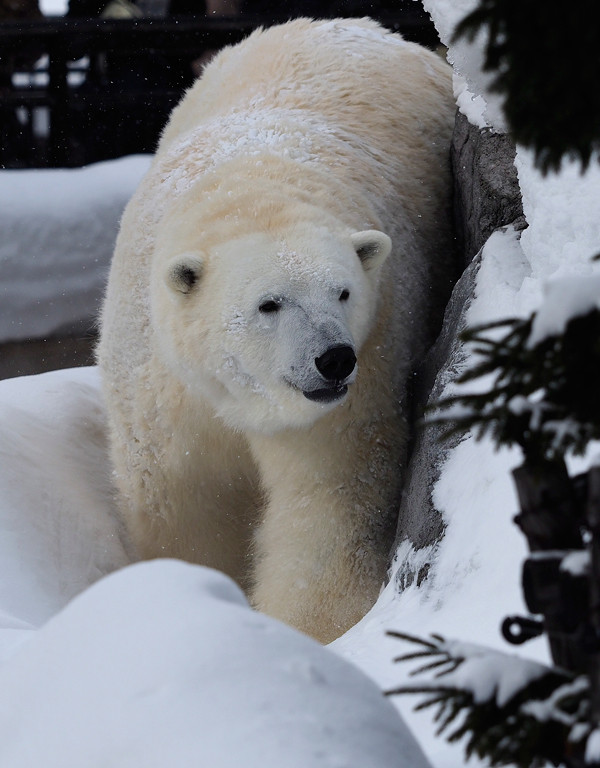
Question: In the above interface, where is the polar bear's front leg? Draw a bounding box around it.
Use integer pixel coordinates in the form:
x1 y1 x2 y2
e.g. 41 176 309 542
247 410 405 644
104 370 263 591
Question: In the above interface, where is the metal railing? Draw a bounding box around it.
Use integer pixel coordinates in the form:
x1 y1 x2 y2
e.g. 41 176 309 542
0 8 439 168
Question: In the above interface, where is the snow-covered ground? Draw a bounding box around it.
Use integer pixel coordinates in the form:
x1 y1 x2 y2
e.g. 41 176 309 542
2 2 600 765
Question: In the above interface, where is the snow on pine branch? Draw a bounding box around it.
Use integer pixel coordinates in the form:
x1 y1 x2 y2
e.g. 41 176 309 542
386 631 591 768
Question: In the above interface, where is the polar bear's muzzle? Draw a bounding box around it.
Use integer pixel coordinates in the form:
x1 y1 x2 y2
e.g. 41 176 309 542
302 343 356 404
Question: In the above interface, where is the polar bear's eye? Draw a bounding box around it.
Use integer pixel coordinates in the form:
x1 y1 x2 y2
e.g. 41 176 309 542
259 300 281 313
339 289 350 301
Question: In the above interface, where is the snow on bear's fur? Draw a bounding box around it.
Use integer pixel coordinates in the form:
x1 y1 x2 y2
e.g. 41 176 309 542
98 18 456 643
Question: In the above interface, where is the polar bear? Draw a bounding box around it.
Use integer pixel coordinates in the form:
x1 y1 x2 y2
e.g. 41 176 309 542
98 18 456 643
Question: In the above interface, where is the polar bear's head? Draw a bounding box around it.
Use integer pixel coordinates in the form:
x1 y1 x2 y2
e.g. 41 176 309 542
152 222 391 434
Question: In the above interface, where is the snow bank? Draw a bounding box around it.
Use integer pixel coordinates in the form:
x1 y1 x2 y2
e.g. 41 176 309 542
0 558 430 768
0 155 150 343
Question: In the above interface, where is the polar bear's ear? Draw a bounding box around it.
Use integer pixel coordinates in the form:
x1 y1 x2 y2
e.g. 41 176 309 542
165 253 204 295
351 230 392 272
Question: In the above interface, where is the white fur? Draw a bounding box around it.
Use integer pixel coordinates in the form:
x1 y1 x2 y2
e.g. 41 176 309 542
98 18 456 643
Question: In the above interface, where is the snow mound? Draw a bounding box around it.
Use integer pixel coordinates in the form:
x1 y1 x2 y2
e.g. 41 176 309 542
0 366 129 650
0 559 430 768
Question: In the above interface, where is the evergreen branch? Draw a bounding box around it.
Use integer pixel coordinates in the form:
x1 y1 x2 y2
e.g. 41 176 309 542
386 630 441 649
409 657 462 677
387 632 589 768
391 650 443 663
428 309 600 463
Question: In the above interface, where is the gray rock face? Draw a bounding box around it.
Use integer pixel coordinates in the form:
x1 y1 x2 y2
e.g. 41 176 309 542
451 111 524 265
392 253 480 580
390 112 524 587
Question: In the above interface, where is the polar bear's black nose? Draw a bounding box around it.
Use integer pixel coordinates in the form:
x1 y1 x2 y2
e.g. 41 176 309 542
315 345 356 381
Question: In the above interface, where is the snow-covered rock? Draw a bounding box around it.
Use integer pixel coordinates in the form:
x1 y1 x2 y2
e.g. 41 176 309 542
451 111 524 264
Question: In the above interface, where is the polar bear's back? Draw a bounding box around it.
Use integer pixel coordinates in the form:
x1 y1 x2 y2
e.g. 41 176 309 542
158 17 452 157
